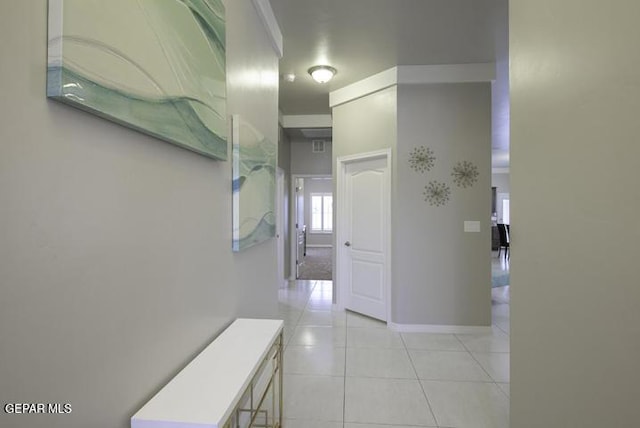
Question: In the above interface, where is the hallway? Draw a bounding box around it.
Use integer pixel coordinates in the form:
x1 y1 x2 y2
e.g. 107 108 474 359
277 280 510 428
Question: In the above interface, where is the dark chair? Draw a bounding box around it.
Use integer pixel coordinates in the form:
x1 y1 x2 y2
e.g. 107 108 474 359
497 223 510 259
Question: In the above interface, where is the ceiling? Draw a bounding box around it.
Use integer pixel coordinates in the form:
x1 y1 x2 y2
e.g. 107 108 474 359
269 0 509 166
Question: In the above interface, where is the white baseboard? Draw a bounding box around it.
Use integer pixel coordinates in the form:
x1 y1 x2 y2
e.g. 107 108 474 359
388 322 492 334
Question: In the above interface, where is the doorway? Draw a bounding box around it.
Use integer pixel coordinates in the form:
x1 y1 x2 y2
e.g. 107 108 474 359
336 149 391 322
290 175 334 281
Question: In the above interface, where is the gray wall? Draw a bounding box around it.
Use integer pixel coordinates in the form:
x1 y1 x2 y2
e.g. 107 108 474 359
333 87 398 160
291 140 332 175
511 1 640 426
227 0 279 318
394 84 492 326
278 126 292 280
278 126 292 175
304 177 333 247
332 86 397 284
332 84 491 326
0 1 278 428
290 138 333 256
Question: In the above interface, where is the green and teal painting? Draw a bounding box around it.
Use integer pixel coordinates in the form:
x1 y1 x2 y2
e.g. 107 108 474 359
47 0 227 160
232 116 276 252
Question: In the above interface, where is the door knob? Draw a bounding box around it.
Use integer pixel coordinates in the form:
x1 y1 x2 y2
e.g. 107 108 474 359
344 241 351 247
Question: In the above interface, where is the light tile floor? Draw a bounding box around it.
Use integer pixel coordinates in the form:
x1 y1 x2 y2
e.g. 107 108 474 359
278 269 510 428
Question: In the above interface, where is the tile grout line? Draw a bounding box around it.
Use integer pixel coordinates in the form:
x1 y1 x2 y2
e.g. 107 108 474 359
317 280 344 427
456 328 511 397
493 320 509 336
341 307 349 428
290 280 349 427
283 280 314 351
458 336 497 383
399 332 440 428
283 279 509 426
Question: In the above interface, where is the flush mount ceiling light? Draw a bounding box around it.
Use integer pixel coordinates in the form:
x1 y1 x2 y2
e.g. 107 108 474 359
308 65 337 84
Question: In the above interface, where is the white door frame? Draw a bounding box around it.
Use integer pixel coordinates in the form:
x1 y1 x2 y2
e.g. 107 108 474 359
335 148 392 322
289 174 332 280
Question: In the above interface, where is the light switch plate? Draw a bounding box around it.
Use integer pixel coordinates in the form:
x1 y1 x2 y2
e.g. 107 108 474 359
464 221 481 232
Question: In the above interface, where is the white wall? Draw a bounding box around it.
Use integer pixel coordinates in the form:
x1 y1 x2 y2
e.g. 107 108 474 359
0 1 279 427
492 172 510 222
491 0 510 158
492 172 510 194
511 1 640 426
394 83 492 326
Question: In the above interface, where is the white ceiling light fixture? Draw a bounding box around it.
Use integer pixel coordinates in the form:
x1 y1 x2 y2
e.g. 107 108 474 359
308 65 337 84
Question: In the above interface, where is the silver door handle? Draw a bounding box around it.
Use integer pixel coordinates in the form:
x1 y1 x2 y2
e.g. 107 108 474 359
344 241 351 247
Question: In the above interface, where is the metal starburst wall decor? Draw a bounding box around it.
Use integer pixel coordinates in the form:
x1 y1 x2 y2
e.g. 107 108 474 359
423 180 451 207
408 146 436 173
451 161 479 188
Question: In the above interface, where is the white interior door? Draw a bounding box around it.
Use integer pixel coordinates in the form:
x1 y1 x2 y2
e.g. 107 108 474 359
338 151 390 321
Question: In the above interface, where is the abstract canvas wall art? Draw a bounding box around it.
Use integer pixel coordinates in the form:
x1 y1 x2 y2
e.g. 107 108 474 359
47 0 227 160
232 116 276 252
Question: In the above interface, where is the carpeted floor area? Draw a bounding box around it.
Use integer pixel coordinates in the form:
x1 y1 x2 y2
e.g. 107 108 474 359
298 247 333 280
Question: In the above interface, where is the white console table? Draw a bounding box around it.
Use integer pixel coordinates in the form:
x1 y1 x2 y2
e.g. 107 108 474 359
131 318 284 428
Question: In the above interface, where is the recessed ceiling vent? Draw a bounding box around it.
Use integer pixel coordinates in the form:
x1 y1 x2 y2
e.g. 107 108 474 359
312 140 325 153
